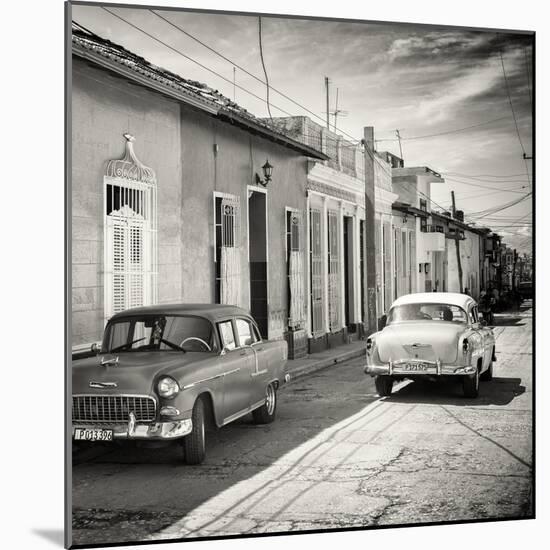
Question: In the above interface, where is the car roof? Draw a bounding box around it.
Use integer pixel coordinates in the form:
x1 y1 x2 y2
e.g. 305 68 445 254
391 292 476 309
109 303 253 323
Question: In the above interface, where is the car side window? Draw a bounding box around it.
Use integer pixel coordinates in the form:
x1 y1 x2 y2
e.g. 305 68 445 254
218 321 236 351
251 323 262 343
468 307 477 324
235 318 255 347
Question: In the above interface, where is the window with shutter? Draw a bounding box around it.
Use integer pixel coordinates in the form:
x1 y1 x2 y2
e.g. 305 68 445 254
104 135 157 321
309 208 324 336
214 193 241 305
286 210 305 329
327 210 340 332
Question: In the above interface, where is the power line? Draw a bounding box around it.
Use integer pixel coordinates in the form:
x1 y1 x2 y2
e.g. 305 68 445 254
374 117 510 143
441 176 529 194
258 16 273 121
499 48 532 188
101 7 297 119
148 9 362 144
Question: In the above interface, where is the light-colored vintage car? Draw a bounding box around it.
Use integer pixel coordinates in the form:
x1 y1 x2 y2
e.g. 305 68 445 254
72 304 288 464
364 292 496 398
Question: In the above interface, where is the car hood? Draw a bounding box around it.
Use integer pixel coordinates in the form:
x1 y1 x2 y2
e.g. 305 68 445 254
72 352 210 395
376 322 465 363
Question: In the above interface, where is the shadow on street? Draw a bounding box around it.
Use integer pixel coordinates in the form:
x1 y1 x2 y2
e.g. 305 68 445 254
385 376 525 406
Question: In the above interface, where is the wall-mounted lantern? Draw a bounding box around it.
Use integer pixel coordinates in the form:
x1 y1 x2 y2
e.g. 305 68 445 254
255 159 273 187
402 214 408 224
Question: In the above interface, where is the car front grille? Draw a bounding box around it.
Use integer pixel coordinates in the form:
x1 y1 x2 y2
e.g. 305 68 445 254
72 395 157 424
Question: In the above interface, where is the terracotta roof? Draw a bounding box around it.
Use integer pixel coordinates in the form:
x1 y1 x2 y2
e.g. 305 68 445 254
71 25 327 160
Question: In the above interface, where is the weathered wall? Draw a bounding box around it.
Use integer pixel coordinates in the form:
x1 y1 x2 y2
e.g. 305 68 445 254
71 57 308 346
71 58 182 346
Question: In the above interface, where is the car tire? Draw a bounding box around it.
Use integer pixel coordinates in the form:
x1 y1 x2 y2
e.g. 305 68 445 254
462 367 480 398
184 398 206 465
375 375 394 397
252 383 277 424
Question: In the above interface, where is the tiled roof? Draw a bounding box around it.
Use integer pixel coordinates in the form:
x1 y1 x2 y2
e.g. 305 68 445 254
71 25 327 160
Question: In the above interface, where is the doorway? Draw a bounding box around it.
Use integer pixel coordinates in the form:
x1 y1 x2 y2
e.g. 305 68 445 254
248 191 268 338
343 216 354 329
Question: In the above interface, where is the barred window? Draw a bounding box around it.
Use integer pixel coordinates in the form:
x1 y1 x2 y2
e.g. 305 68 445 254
104 178 157 319
214 193 241 305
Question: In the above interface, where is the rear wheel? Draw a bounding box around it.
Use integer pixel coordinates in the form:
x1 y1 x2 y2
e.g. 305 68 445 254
252 383 277 424
375 375 394 397
184 398 206 465
463 366 480 398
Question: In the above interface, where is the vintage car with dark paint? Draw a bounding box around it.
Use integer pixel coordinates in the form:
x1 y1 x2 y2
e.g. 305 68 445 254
72 304 288 464
365 292 496 398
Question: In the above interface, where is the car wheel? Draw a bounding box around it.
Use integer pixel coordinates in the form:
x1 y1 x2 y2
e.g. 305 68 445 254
252 383 277 424
184 398 206 465
375 375 394 397
462 367 480 398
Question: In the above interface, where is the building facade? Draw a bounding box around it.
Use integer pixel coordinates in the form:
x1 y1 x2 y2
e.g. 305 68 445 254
71 28 326 355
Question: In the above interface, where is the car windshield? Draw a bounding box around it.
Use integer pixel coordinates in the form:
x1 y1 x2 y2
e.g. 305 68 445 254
103 315 217 353
387 303 468 324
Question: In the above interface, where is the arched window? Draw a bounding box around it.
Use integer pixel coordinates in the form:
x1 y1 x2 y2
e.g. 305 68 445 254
104 135 157 321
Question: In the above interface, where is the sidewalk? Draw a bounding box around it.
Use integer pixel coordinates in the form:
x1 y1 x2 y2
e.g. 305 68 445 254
285 339 367 383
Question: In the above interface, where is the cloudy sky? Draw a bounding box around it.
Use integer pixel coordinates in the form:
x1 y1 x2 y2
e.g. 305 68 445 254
72 3 534 253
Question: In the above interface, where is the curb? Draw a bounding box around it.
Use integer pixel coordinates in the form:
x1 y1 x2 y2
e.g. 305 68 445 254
285 345 367 384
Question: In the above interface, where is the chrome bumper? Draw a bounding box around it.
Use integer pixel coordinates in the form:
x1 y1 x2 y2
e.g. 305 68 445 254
365 358 476 377
72 418 193 440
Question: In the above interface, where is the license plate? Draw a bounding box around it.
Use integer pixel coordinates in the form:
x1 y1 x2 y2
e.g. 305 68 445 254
402 363 430 372
73 428 114 442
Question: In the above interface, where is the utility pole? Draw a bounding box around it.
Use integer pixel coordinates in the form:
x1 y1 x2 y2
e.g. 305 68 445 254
364 127 377 336
325 77 330 129
451 191 464 293
395 129 404 162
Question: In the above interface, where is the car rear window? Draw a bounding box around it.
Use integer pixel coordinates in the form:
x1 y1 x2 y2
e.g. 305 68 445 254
388 303 468 324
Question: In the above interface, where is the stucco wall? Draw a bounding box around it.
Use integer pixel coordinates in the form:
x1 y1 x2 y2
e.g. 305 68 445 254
71 58 182 346
71 57 308 346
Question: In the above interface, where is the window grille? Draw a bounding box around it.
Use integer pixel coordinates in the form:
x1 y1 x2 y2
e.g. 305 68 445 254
402 231 407 278
214 193 241 306
104 135 157 321
408 231 414 293
309 208 324 336
383 221 392 312
287 210 305 329
393 228 399 300
327 210 340 332
375 221 383 317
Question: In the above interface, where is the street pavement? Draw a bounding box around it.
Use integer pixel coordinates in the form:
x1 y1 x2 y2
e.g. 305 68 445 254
71 302 533 546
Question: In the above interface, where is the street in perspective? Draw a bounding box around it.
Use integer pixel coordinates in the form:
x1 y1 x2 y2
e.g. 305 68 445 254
68 5 534 547
72 302 532 545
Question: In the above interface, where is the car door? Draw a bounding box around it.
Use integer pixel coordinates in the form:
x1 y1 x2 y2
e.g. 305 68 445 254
217 319 253 423
235 318 269 407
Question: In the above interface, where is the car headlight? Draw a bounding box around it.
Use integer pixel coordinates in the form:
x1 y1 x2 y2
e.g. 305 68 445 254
157 376 180 399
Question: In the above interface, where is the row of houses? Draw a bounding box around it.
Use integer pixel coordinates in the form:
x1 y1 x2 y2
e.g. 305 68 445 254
70 25 516 360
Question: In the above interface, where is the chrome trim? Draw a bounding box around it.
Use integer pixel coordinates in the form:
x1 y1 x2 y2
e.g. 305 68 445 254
182 368 241 390
250 369 268 378
72 419 193 440
100 356 119 367
89 381 118 389
72 394 158 423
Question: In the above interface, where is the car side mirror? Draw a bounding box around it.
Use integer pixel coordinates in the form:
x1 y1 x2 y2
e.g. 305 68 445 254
91 342 100 355
480 319 488 327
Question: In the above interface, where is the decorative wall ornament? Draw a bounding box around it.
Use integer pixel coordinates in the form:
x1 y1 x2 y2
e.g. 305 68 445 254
307 179 358 204
106 133 157 185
